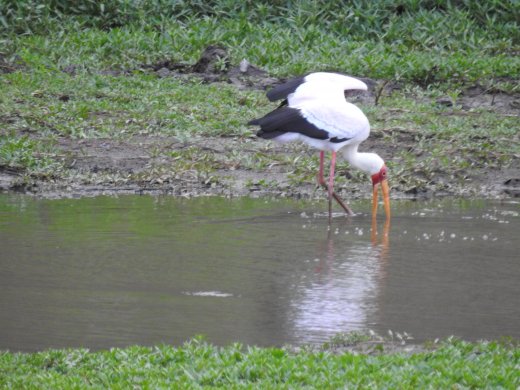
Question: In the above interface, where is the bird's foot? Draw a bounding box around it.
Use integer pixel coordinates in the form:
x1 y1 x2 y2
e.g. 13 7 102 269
317 181 354 216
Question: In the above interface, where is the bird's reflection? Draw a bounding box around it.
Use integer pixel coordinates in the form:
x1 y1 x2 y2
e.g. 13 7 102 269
371 216 390 260
289 217 391 343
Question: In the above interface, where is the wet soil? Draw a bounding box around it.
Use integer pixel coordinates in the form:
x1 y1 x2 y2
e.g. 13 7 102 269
1 47 519 199
5 129 516 200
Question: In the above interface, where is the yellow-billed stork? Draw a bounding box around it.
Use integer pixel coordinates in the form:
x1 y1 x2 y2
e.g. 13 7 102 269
248 72 390 219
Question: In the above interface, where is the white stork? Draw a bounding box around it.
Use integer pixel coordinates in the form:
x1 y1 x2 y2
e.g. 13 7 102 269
248 72 390 219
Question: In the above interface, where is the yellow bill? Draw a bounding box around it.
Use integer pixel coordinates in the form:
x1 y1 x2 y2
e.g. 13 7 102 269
372 179 391 219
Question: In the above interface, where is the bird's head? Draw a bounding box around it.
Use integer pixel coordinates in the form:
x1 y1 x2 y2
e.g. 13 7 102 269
340 148 391 219
371 164 387 186
370 164 391 219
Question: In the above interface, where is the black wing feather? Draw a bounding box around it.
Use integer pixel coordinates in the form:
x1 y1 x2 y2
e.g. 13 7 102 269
277 99 288 108
248 106 329 140
266 75 306 102
266 72 357 102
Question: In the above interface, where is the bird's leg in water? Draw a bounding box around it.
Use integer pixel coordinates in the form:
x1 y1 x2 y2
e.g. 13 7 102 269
317 151 354 216
328 152 336 218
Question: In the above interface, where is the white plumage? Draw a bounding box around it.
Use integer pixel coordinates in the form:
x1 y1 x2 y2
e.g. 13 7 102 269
300 101 370 148
249 72 390 219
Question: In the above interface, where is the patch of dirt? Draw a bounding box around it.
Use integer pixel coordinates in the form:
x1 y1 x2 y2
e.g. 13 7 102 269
461 96 517 115
57 137 154 174
433 83 520 116
2 45 519 199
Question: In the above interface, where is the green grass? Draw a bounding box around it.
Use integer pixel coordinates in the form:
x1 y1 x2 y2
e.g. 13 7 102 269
0 1 518 194
1 1 519 85
1 337 518 388
6 18 518 85
0 133 60 176
1 67 518 193
0 70 260 140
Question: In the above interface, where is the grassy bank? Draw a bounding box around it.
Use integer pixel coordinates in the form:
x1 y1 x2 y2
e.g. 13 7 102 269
1 338 518 388
1 1 519 197
1 68 518 197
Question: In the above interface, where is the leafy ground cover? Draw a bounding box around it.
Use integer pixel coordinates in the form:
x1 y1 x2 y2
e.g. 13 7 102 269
1 66 518 199
1 337 518 388
2 1 518 82
0 1 519 199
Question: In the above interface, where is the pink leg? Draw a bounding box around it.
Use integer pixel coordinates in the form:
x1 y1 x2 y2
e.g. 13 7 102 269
328 152 336 218
318 151 326 185
316 152 355 217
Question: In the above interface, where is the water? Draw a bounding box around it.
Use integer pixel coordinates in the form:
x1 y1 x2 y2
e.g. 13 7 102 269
0 195 518 352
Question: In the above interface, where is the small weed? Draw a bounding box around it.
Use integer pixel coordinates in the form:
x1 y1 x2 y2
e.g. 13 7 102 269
323 331 373 348
0 134 60 175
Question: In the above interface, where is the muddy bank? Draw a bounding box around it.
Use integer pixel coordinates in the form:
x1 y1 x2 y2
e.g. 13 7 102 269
1 47 519 199
2 131 518 200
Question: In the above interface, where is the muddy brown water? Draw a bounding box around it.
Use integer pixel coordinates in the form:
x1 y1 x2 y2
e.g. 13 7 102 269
0 194 518 352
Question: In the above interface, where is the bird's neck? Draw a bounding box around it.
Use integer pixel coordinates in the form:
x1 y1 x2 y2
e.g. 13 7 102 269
341 144 384 175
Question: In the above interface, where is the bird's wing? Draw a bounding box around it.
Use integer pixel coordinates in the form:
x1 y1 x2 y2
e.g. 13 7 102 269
266 75 306 102
249 102 368 142
249 106 329 140
304 72 368 91
299 101 369 141
266 72 368 102
288 81 343 107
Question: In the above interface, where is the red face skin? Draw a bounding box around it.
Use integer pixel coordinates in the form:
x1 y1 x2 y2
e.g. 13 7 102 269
371 165 388 186
371 165 391 219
